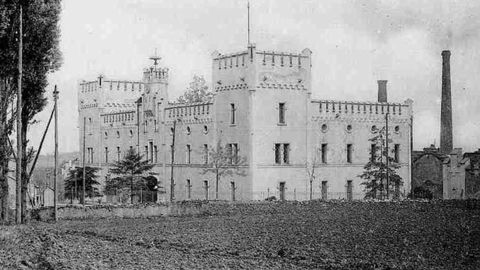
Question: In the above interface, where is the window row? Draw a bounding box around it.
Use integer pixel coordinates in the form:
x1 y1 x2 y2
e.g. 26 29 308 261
170 125 209 135
320 124 401 133
218 55 246 70
273 143 402 164
261 53 302 67
229 102 286 125
105 130 134 139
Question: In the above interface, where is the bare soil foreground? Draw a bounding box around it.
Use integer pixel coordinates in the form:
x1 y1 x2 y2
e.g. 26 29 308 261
1 201 480 269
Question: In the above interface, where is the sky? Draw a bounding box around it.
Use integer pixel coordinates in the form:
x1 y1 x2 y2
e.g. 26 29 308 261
32 0 480 154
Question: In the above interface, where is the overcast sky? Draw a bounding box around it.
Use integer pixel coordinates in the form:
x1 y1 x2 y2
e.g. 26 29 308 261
33 0 480 154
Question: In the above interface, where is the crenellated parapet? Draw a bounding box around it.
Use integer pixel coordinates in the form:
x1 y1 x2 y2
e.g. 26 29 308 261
165 101 213 124
143 67 169 82
79 79 144 93
213 51 249 71
256 50 310 68
311 99 413 122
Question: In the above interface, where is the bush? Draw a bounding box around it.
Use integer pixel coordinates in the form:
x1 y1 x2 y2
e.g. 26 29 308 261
409 186 434 200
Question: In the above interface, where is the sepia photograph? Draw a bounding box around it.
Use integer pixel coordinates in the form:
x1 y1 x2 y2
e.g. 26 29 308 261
0 0 479 269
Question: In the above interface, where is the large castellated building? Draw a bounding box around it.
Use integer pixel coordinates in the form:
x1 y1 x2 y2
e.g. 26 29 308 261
78 44 413 201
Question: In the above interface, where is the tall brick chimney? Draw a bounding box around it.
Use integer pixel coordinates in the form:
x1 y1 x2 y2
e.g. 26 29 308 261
377 80 387 103
440 50 453 154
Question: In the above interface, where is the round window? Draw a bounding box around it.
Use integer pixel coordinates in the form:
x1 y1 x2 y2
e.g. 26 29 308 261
321 124 328 133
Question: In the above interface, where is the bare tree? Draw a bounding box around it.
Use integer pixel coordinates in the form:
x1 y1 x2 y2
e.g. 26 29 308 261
305 148 320 200
201 141 247 200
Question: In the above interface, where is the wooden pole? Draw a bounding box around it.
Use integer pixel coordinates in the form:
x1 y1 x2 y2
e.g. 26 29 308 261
15 4 23 224
82 117 86 206
53 86 58 221
170 120 176 202
386 112 389 199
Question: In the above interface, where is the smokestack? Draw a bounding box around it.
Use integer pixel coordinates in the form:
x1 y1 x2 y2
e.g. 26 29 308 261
440 50 453 154
377 80 387 103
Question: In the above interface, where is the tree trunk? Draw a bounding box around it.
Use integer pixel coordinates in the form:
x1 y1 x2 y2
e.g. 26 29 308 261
215 168 219 200
0 79 9 222
130 174 134 204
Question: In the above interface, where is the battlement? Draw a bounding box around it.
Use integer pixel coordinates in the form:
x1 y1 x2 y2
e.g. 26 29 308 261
256 49 310 68
166 101 213 122
79 78 144 93
101 110 136 127
311 99 412 117
143 67 169 82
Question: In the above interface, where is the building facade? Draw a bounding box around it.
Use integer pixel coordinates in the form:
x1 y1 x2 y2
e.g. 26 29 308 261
78 44 413 202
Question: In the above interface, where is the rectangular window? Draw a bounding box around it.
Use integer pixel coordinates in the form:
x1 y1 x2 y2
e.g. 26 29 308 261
204 144 209 164
321 144 327 163
371 144 376 162
154 145 158 163
275 144 281 164
347 144 352 163
144 146 148 160
274 143 289 165
279 102 286 124
186 144 191 164
230 103 236 125
105 147 108 163
229 143 238 164
117 147 121 162
154 120 158 132
149 141 154 163
347 180 353 201
394 144 400 163
283 143 289 164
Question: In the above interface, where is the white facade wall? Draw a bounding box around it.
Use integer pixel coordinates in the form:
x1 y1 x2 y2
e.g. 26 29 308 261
78 45 413 201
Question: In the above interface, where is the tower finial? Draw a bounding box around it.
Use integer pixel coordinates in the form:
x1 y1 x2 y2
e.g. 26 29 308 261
247 1 250 45
149 48 161 66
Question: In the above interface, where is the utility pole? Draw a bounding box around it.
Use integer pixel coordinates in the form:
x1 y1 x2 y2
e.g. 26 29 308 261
15 4 23 224
82 117 86 206
385 111 389 199
170 120 176 202
53 86 58 221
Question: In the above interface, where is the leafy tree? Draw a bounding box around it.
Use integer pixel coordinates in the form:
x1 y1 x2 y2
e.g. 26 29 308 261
0 0 62 222
176 75 213 103
359 126 402 200
108 148 155 203
64 166 101 200
201 141 247 200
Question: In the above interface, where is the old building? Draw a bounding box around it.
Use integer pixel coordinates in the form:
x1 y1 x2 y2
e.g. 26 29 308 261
78 44 413 201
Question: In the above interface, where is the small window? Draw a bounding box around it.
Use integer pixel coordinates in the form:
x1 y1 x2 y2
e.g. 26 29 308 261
394 144 400 163
203 144 209 164
116 131 120 138
346 124 352 132
104 132 108 138
116 147 121 161
394 125 400 133
203 125 208 134
129 130 133 137
275 144 281 164
186 126 191 135
371 125 377 132
186 144 191 164
230 103 236 125
347 144 352 163
321 124 328 133
321 144 327 163
283 143 289 164
278 103 286 124
170 127 174 135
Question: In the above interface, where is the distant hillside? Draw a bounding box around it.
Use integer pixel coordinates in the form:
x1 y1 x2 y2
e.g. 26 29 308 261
34 152 80 168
